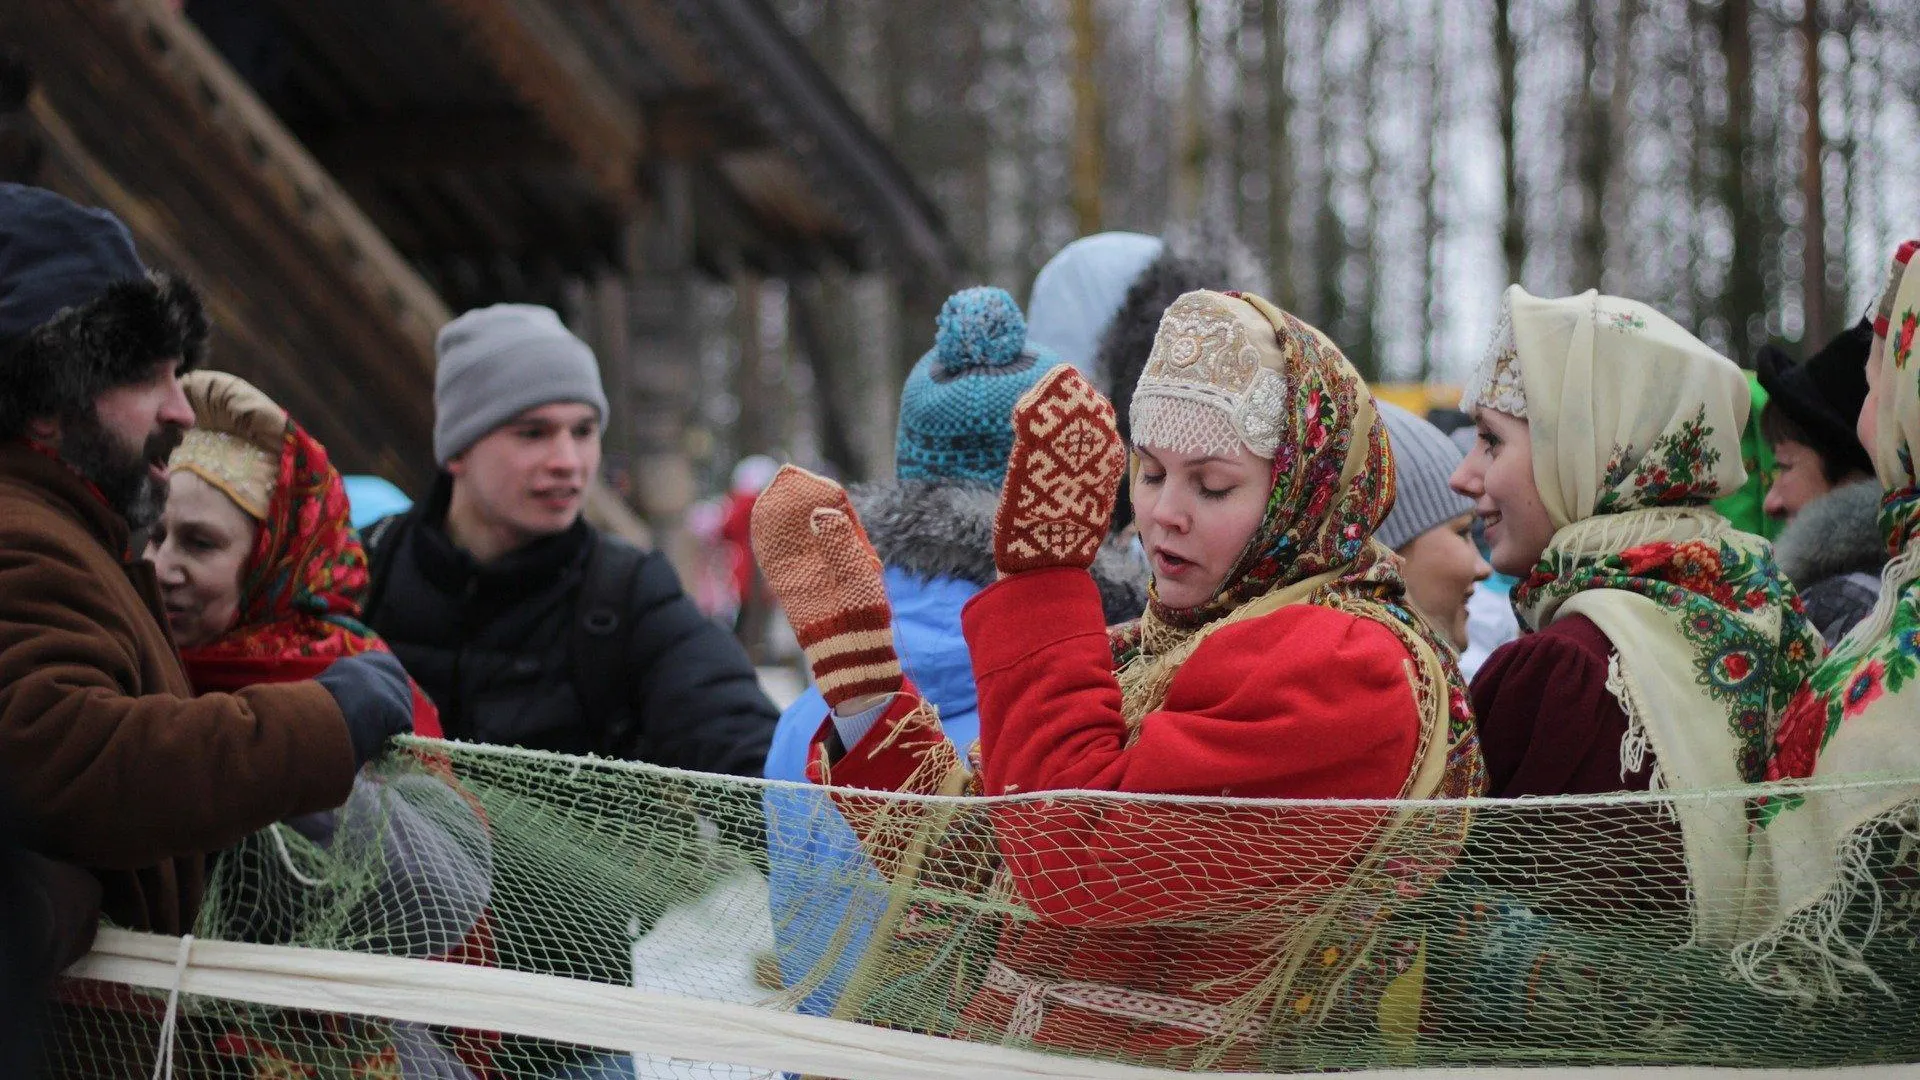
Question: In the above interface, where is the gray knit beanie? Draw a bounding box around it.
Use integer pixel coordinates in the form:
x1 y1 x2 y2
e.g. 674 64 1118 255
433 304 610 465
1376 400 1475 551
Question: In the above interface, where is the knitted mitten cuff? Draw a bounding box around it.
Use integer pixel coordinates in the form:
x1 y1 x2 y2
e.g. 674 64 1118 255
751 465 902 708
993 366 1127 575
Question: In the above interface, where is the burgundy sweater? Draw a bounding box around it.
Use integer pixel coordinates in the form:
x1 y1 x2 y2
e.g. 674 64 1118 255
1466 613 1687 925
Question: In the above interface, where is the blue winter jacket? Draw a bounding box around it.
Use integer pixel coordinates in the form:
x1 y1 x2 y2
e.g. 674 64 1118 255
761 566 982 1017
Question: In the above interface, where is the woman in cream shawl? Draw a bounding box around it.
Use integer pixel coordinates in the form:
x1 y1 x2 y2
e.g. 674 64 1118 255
1451 286 1822 946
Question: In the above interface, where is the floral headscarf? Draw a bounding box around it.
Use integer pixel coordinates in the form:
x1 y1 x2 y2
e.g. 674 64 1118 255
1467 286 1822 946
169 372 418 706
1114 290 1484 801
1741 242 1920 999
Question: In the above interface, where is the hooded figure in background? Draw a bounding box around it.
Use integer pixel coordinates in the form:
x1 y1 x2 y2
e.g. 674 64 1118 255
1026 229 1266 532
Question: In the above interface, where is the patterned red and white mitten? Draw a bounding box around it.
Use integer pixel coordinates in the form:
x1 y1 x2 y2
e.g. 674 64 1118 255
750 465 901 708
993 366 1127 575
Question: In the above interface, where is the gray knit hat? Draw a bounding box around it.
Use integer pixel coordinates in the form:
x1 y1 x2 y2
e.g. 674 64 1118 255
433 304 609 465
1376 400 1475 551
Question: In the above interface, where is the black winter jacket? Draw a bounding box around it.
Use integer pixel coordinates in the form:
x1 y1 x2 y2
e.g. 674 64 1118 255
362 478 776 777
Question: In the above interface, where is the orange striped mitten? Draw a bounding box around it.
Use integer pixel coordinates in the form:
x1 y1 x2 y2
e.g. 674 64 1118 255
750 465 901 709
993 366 1127 575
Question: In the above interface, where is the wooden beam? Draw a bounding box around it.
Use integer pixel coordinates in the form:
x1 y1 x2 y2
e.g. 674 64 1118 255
302 111 573 177
427 0 643 211
0 0 447 488
644 94 766 161
98 0 455 355
2 1 648 538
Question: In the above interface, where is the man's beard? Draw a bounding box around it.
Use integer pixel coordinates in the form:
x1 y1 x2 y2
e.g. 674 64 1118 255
58 407 185 533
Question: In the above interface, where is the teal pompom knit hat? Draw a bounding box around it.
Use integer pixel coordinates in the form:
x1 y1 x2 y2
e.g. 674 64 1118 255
895 286 1062 486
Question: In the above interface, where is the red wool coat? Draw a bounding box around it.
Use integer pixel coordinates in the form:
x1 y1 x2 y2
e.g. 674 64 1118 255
810 566 1429 1061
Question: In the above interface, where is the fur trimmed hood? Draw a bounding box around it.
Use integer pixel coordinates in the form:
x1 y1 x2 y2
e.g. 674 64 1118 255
0 272 208 438
850 478 1151 625
1773 479 1886 589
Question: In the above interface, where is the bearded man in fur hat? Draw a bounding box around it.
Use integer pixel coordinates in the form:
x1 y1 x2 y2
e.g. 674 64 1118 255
0 184 414 937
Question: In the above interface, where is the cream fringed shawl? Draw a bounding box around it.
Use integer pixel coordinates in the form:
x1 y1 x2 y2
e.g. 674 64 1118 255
1467 286 1822 947
1736 242 1920 999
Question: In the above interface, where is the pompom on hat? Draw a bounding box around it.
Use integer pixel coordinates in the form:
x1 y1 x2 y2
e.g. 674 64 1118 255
894 286 1063 487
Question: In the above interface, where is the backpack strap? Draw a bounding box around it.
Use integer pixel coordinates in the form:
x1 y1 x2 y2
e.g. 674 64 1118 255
358 512 408 623
570 533 647 756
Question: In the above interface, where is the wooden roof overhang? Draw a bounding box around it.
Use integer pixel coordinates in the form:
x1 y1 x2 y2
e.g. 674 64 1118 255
1 0 960 495
209 0 965 306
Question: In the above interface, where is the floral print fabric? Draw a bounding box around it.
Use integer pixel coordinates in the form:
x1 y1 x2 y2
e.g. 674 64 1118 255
1739 241 1920 1000
180 415 385 666
1494 285 1818 945
1516 536 1819 785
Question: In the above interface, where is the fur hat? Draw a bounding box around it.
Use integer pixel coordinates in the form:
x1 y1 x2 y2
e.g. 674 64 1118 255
0 184 208 439
895 287 1062 487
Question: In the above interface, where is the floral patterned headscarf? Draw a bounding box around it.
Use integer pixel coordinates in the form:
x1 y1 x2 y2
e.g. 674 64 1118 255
1123 290 1397 644
1114 290 1484 801
1742 241 1920 999
1470 286 1821 946
170 372 396 684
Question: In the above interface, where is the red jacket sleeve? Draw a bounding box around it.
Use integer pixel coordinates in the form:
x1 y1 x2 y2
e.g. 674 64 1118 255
963 568 1423 926
803 684 978 879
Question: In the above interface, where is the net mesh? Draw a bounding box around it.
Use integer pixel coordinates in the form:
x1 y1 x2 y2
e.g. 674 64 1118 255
42 738 1920 1078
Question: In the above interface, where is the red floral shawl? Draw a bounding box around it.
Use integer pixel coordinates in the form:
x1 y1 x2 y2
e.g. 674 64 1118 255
177 417 441 738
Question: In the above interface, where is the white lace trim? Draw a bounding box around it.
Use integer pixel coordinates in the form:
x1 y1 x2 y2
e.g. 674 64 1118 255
1129 291 1295 459
1131 393 1246 459
1463 304 1526 418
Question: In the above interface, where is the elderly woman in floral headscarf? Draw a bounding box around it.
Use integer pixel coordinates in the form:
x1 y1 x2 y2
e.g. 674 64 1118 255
146 370 490 1080
1449 287 1822 945
750 290 1485 1067
1738 242 1920 1008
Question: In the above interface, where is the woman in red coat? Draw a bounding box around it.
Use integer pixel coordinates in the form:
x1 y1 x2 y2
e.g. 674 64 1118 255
753 289 1486 1068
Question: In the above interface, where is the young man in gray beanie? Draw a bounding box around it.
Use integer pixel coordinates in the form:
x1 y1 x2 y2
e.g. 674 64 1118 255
360 303 776 775
1376 401 1493 654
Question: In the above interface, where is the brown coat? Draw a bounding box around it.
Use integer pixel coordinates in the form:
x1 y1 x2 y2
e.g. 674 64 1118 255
0 442 355 934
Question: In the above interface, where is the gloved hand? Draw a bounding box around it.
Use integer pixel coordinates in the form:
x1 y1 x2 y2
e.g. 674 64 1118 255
994 365 1127 576
750 465 901 710
316 650 415 769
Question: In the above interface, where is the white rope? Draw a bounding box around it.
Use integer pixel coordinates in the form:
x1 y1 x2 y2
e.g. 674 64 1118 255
147 933 193 1080
267 822 327 888
71 930 1920 1080
71 927 1907 1080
